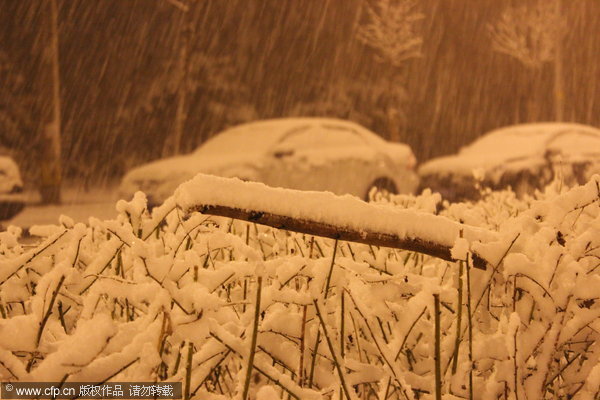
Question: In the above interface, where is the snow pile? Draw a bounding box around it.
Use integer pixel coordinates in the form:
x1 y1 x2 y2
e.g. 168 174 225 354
0 175 598 399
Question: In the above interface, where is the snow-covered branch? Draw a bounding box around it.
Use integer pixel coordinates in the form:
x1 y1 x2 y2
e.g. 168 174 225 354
356 0 424 67
175 174 497 269
488 0 563 68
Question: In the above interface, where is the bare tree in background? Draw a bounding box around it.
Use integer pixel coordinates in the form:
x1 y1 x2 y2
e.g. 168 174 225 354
161 0 191 157
489 0 565 121
289 78 373 127
110 0 257 166
38 0 63 204
160 0 257 157
356 0 423 142
290 75 407 139
0 53 31 152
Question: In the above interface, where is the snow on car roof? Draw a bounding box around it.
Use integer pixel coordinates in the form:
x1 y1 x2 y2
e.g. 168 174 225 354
195 117 380 156
463 122 600 156
419 123 600 177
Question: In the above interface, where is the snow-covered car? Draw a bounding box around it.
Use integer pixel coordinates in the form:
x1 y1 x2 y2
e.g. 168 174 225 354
0 155 25 220
120 118 419 206
419 123 600 202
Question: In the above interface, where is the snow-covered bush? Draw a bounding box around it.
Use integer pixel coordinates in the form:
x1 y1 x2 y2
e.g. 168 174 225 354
0 176 599 400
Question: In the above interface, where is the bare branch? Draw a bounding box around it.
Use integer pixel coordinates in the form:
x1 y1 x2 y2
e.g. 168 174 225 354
188 204 489 270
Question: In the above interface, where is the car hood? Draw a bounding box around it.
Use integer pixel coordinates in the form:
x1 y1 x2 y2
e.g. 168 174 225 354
126 152 263 179
119 153 263 203
418 152 552 184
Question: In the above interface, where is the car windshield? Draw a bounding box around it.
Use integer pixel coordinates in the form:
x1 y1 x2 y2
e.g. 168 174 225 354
547 130 600 156
274 123 368 152
195 119 372 156
463 130 548 158
194 123 288 155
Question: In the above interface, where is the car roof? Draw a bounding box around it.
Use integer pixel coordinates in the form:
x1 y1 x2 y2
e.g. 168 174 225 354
196 118 380 155
463 123 600 158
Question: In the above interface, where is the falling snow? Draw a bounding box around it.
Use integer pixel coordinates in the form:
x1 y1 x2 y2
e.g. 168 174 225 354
1 1 599 399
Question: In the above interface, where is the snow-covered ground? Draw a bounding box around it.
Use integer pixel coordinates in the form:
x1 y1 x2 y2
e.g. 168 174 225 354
5 185 119 230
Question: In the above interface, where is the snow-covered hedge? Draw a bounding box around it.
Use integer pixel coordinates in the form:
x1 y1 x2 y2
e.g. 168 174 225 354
0 176 599 400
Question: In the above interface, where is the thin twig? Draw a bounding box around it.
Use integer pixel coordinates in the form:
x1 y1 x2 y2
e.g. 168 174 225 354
313 299 354 400
242 276 262 400
36 275 66 347
434 294 442 400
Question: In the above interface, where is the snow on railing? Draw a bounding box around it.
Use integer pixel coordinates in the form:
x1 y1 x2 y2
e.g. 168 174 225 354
175 174 499 269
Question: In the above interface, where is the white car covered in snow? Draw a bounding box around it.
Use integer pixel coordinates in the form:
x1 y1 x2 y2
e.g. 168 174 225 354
120 118 419 206
0 155 25 220
419 122 600 202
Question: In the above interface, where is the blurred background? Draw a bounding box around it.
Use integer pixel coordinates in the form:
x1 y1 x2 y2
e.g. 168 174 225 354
1 0 599 200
